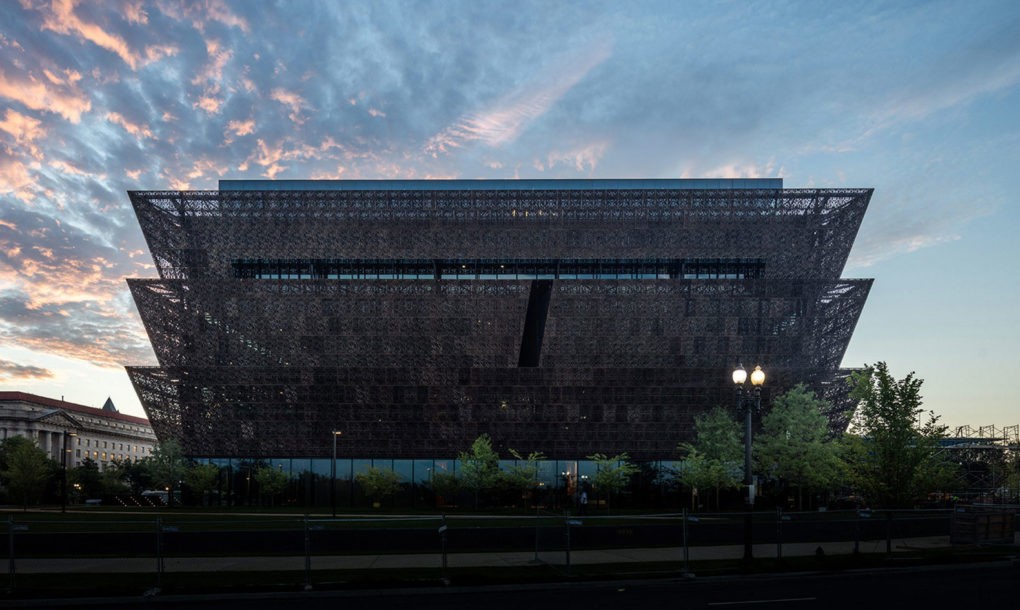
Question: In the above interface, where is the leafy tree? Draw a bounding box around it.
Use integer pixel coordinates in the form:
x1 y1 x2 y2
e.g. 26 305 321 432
694 406 743 465
0 437 55 509
675 407 742 509
430 470 460 507
756 384 841 509
69 457 103 499
118 458 155 494
674 445 733 511
586 452 639 513
500 449 546 509
254 464 289 506
458 434 500 509
843 362 960 508
146 440 187 507
100 459 133 496
185 463 221 506
355 466 402 506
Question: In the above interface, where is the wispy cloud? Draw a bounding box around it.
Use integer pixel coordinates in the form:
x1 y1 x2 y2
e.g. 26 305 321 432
0 67 91 123
425 39 613 156
39 0 144 69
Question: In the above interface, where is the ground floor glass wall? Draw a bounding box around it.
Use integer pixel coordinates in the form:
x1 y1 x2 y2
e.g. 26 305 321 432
199 457 674 510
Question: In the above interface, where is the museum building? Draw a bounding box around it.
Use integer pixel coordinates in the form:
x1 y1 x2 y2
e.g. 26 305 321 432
125 178 872 474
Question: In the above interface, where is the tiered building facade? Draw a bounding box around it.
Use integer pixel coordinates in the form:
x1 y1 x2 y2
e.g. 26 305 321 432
126 178 872 462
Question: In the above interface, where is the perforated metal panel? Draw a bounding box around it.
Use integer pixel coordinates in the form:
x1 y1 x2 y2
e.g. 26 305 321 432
126 184 873 459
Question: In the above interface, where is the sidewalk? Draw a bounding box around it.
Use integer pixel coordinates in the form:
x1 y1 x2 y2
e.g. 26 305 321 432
9 533 995 574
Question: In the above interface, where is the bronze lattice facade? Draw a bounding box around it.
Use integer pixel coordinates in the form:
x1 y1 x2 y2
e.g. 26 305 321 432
126 179 872 460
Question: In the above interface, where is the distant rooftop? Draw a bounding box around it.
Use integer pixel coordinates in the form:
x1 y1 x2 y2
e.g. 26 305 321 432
219 178 784 192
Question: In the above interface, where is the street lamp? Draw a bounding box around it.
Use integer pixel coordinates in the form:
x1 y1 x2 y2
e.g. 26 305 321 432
732 364 765 561
61 431 77 513
331 430 342 518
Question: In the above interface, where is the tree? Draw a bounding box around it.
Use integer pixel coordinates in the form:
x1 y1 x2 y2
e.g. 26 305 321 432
677 407 742 509
458 434 500 509
100 459 133 496
673 446 732 511
586 452 639 513
756 384 841 509
185 463 221 506
694 407 743 465
146 440 187 507
500 449 546 510
69 457 103 500
254 464 289 506
430 470 460 507
355 466 402 507
0 437 55 509
843 362 960 508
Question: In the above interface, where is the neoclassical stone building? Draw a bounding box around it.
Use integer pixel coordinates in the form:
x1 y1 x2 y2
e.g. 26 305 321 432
0 392 156 469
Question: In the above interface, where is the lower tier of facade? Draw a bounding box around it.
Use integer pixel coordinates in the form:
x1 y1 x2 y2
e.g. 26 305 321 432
128 366 856 461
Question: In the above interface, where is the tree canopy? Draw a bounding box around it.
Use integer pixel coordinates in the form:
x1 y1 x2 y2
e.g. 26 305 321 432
843 362 959 508
0 436 55 508
756 384 841 509
458 434 501 508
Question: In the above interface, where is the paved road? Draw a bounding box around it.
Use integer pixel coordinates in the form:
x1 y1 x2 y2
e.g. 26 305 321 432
12 561 1019 609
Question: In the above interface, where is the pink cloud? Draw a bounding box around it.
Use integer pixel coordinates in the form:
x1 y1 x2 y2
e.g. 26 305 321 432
226 118 255 137
0 359 54 381
0 109 46 159
0 157 35 202
123 0 149 24
270 88 308 124
186 157 228 180
192 38 232 86
194 90 223 114
107 111 155 139
0 68 92 123
40 0 143 69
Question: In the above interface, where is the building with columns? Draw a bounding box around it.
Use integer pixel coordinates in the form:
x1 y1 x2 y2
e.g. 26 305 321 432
0 392 156 470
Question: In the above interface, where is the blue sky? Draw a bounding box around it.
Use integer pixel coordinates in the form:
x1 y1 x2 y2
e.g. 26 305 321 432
1 0 1018 431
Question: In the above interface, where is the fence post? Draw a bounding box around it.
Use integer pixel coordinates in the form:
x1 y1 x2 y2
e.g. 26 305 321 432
682 509 690 575
304 515 312 591
564 516 571 575
854 510 861 554
533 506 540 562
7 515 15 593
886 511 892 553
439 513 448 582
776 507 783 560
155 517 163 592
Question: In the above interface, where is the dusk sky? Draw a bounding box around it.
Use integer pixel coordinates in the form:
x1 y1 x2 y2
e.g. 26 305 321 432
1 0 1018 432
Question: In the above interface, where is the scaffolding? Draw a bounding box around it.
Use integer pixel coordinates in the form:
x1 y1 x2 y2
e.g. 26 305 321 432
941 425 1020 502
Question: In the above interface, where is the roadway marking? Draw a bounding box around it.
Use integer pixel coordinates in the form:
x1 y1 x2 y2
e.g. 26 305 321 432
709 598 816 606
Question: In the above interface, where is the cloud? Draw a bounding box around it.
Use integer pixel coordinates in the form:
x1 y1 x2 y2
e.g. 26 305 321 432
0 358 54 381
39 0 144 69
107 111 154 139
157 0 250 33
0 156 35 201
0 108 45 144
541 141 609 174
424 38 613 156
270 88 308 124
0 67 92 123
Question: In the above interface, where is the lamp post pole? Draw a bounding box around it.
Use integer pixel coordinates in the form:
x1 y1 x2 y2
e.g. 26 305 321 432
732 364 765 562
61 431 77 513
331 431 342 518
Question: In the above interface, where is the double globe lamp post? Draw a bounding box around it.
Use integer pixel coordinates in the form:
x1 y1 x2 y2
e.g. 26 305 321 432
732 364 765 561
